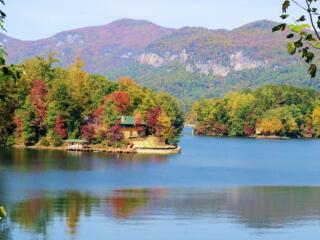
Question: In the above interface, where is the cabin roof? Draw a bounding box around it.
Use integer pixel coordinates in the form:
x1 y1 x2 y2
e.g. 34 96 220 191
120 116 146 126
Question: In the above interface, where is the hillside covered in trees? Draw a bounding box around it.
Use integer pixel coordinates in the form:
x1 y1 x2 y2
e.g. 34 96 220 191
3 19 320 110
0 56 184 147
189 85 320 138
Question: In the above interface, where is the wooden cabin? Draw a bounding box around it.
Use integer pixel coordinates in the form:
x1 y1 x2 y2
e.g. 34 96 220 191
119 116 146 139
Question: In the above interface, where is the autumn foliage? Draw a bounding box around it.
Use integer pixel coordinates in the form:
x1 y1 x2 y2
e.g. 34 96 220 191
7 57 183 146
30 79 47 124
146 106 162 134
191 85 320 138
111 91 130 115
106 125 124 142
244 122 255 136
256 118 283 136
81 124 95 141
54 115 67 139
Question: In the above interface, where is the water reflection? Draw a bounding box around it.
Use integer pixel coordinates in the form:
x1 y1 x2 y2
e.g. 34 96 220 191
109 189 166 219
0 148 169 172
3 187 320 238
2 133 320 239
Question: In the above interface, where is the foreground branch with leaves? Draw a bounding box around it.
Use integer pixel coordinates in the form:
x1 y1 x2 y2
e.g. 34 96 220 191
274 0 320 77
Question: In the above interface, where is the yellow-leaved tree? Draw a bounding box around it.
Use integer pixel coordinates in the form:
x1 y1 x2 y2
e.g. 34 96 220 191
257 117 283 136
312 106 320 137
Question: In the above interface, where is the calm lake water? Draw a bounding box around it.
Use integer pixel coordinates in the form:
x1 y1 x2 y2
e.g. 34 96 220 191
1 128 320 239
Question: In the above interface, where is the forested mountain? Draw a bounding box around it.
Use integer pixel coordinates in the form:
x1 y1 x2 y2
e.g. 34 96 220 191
1 19 320 109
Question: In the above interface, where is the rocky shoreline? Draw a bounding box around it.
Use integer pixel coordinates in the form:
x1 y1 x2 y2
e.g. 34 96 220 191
12 142 181 155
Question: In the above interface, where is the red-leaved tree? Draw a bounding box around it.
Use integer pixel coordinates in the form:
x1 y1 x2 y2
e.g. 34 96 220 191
81 124 95 141
111 91 130 115
93 106 104 125
244 122 255 137
30 79 47 124
54 115 67 139
134 116 145 135
146 106 162 134
106 125 124 142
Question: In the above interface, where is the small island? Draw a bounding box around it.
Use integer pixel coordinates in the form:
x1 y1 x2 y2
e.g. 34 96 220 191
1 56 184 154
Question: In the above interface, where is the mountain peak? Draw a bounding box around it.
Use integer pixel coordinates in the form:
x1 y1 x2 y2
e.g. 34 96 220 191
108 18 156 26
235 20 279 30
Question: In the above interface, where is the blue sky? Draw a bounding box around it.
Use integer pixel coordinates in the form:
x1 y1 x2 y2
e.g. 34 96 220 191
4 0 288 40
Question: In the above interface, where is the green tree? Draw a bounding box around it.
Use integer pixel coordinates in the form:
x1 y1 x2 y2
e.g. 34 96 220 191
45 82 80 138
312 106 320 136
225 91 256 136
15 97 39 145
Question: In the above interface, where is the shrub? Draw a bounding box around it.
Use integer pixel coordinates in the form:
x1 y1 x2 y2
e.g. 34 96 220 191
38 137 50 147
49 131 63 147
5 135 15 146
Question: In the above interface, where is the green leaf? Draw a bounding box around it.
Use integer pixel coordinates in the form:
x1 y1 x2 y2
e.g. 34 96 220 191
282 0 290 13
294 38 303 48
308 64 317 78
305 34 314 41
289 24 300 33
289 24 310 33
305 52 314 63
313 41 320 48
297 15 306 22
287 33 294 38
272 23 286 32
280 14 289 19
288 42 296 55
300 23 311 30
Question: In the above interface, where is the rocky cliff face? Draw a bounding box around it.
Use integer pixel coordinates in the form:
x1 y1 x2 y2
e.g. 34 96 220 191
137 50 266 77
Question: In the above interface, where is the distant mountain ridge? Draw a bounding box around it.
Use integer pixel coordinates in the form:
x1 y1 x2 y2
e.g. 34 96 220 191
1 18 319 109
1 18 282 74
0 19 175 65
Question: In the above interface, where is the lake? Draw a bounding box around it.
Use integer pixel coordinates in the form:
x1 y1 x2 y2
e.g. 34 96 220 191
1 128 320 240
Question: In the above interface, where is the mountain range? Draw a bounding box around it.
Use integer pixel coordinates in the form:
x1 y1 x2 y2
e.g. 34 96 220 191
1 18 319 109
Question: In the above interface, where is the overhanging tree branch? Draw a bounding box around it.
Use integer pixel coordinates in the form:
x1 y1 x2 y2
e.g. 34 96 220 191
305 0 320 40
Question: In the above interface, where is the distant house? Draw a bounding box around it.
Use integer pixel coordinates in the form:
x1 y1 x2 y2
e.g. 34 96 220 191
119 116 146 139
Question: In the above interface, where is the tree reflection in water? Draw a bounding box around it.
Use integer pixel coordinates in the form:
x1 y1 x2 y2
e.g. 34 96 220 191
108 189 166 219
0 148 169 172
4 187 320 237
8 189 164 235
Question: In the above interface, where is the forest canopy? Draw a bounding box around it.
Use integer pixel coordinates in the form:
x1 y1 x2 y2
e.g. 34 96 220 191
0 55 184 147
189 85 320 138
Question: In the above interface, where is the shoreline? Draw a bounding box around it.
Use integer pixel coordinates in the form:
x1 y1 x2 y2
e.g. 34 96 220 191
11 144 181 155
193 133 314 140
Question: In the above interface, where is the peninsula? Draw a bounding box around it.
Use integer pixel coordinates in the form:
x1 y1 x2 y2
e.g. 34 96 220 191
1 56 184 153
